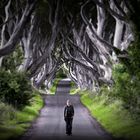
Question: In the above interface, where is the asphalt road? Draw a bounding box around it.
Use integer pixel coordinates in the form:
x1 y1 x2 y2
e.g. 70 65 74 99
20 79 114 140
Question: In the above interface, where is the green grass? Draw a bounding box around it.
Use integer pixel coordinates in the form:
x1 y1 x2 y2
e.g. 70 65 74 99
70 87 81 95
80 91 140 140
49 78 61 94
0 91 43 140
69 81 81 95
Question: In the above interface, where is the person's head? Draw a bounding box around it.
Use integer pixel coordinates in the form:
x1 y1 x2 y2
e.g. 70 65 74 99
66 99 71 106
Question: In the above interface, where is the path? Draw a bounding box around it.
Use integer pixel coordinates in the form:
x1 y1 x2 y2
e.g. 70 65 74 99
20 79 114 140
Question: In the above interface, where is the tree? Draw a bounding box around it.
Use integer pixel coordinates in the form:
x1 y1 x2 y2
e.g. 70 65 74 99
0 0 137 91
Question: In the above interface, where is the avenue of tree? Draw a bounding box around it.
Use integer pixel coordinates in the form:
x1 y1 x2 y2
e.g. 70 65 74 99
1 2 140 140
0 0 139 93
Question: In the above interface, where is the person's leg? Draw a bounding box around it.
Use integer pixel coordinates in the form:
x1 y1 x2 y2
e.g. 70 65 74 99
69 118 73 135
67 118 71 135
65 118 69 134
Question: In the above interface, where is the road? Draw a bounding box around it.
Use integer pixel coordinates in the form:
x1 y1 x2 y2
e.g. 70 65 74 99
20 79 114 140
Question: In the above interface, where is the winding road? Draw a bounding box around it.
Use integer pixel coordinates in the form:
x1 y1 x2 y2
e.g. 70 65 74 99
21 79 114 140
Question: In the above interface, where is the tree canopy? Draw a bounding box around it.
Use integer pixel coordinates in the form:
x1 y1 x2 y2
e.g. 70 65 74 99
0 0 139 90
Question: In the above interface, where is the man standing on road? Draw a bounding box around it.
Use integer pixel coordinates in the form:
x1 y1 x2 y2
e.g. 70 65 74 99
64 99 74 136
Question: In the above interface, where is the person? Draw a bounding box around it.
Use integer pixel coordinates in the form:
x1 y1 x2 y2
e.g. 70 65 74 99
64 99 74 135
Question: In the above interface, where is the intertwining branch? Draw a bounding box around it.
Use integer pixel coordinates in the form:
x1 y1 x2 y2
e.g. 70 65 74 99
0 0 135 90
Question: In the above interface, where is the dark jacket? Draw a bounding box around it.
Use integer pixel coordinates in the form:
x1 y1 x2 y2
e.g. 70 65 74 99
64 105 74 119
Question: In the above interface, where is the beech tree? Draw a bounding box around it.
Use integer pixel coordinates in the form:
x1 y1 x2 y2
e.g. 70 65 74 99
0 0 136 90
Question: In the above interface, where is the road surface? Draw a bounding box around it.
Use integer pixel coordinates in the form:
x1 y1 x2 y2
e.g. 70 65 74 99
20 79 114 140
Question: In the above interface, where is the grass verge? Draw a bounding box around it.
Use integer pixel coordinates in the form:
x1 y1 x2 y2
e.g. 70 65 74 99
0 91 43 140
70 87 81 95
69 81 80 95
80 90 140 140
49 78 61 95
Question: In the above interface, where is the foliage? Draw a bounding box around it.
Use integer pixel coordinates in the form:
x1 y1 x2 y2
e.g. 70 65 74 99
128 40 140 75
111 25 140 117
69 81 81 95
2 46 23 72
97 63 140 118
0 92 43 140
114 0 140 117
104 16 140 118
49 78 61 94
80 90 140 140
56 68 67 78
112 64 140 117
70 81 76 87
0 102 16 123
0 70 33 109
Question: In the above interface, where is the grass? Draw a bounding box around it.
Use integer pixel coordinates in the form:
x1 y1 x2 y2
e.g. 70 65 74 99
49 78 61 95
69 81 81 95
0 91 43 140
70 87 81 95
80 90 140 140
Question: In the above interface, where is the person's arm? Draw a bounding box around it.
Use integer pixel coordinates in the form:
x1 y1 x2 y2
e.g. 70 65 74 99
64 106 67 119
71 105 74 117
64 106 66 117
